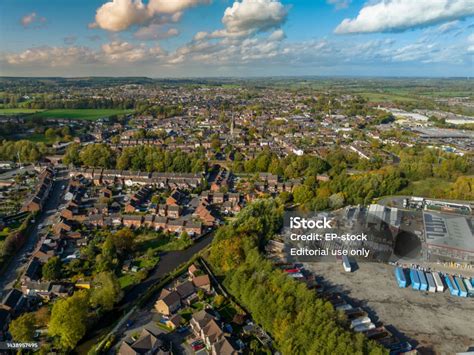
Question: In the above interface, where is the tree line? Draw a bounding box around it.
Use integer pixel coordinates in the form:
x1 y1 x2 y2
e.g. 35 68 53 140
232 149 330 179
0 140 49 163
209 200 386 355
63 143 207 173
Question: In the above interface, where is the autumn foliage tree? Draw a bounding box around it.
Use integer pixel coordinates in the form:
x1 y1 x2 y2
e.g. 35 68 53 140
48 290 90 350
209 200 386 355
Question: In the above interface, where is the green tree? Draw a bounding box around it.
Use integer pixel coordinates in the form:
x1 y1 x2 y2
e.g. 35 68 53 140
209 201 386 355
79 143 115 168
42 256 63 281
44 128 57 140
292 185 314 205
109 228 135 253
48 290 89 350
9 313 36 342
213 294 225 308
90 271 123 311
63 143 81 166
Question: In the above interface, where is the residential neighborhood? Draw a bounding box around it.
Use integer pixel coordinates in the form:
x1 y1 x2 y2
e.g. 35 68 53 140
0 75 472 355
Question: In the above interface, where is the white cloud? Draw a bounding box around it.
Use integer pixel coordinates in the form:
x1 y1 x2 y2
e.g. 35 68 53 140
5 46 96 66
91 0 210 32
91 0 150 31
3 41 166 67
222 0 288 35
147 0 210 15
171 12 183 22
335 0 474 34
101 41 165 62
20 12 47 28
192 0 288 41
134 25 180 40
437 20 460 34
268 29 285 41
193 31 209 41
2 24 471 74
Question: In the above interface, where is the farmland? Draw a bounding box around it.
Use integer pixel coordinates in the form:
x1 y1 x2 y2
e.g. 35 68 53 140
0 108 45 115
32 109 133 121
0 108 132 120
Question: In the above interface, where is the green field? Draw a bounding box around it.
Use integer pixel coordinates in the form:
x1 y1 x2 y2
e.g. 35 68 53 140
25 133 56 143
398 178 452 199
0 108 45 115
358 92 421 103
33 109 133 121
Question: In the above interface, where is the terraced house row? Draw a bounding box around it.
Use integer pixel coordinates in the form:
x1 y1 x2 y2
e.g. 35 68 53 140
69 168 203 189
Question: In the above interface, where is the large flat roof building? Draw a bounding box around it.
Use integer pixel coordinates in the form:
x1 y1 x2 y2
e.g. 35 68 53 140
423 211 474 262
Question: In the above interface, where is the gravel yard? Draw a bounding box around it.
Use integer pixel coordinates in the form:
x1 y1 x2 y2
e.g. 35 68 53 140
306 261 474 354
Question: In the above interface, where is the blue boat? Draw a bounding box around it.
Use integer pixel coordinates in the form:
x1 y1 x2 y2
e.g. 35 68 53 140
445 275 459 296
454 276 468 297
395 267 407 288
410 269 420 290
417 270 428 291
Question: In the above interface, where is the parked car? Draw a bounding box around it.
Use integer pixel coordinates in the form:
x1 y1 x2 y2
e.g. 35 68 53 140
192 343 205 351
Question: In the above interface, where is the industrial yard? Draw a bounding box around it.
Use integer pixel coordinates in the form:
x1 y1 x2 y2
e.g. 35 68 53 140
306 261 474 354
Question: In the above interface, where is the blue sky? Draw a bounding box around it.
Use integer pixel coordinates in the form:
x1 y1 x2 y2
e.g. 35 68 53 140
0 0 473 77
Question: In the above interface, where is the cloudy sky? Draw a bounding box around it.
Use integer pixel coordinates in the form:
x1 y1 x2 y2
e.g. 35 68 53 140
0 0 473 77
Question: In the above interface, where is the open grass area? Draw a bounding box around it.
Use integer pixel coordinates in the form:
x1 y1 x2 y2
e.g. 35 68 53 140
397 178 452 199
137 255 160 269
32 109 133 121
136 232 171 251
358 92 420 103
136 231 193 253
0 108 45 115
118 274 136 289
25 133 56 144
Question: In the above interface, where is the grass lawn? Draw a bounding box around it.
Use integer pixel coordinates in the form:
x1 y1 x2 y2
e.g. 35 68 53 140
118 274 137 289
358 92 420 103
159 237 193 252
32 109 133 121
0 108 45 115
136 232 170 251
398 178 452 199
25 133 56 144
136 231 193 253
137 256 160 269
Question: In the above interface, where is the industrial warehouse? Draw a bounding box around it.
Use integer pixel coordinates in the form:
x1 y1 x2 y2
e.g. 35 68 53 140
423 211 474 262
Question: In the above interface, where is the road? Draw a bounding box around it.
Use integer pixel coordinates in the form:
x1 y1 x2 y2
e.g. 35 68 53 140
0 165 35 180
0 168 69 296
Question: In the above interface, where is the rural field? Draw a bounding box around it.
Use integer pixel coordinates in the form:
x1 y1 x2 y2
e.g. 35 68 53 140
33 109 132 121
0 108 132 120
0 108 45 115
